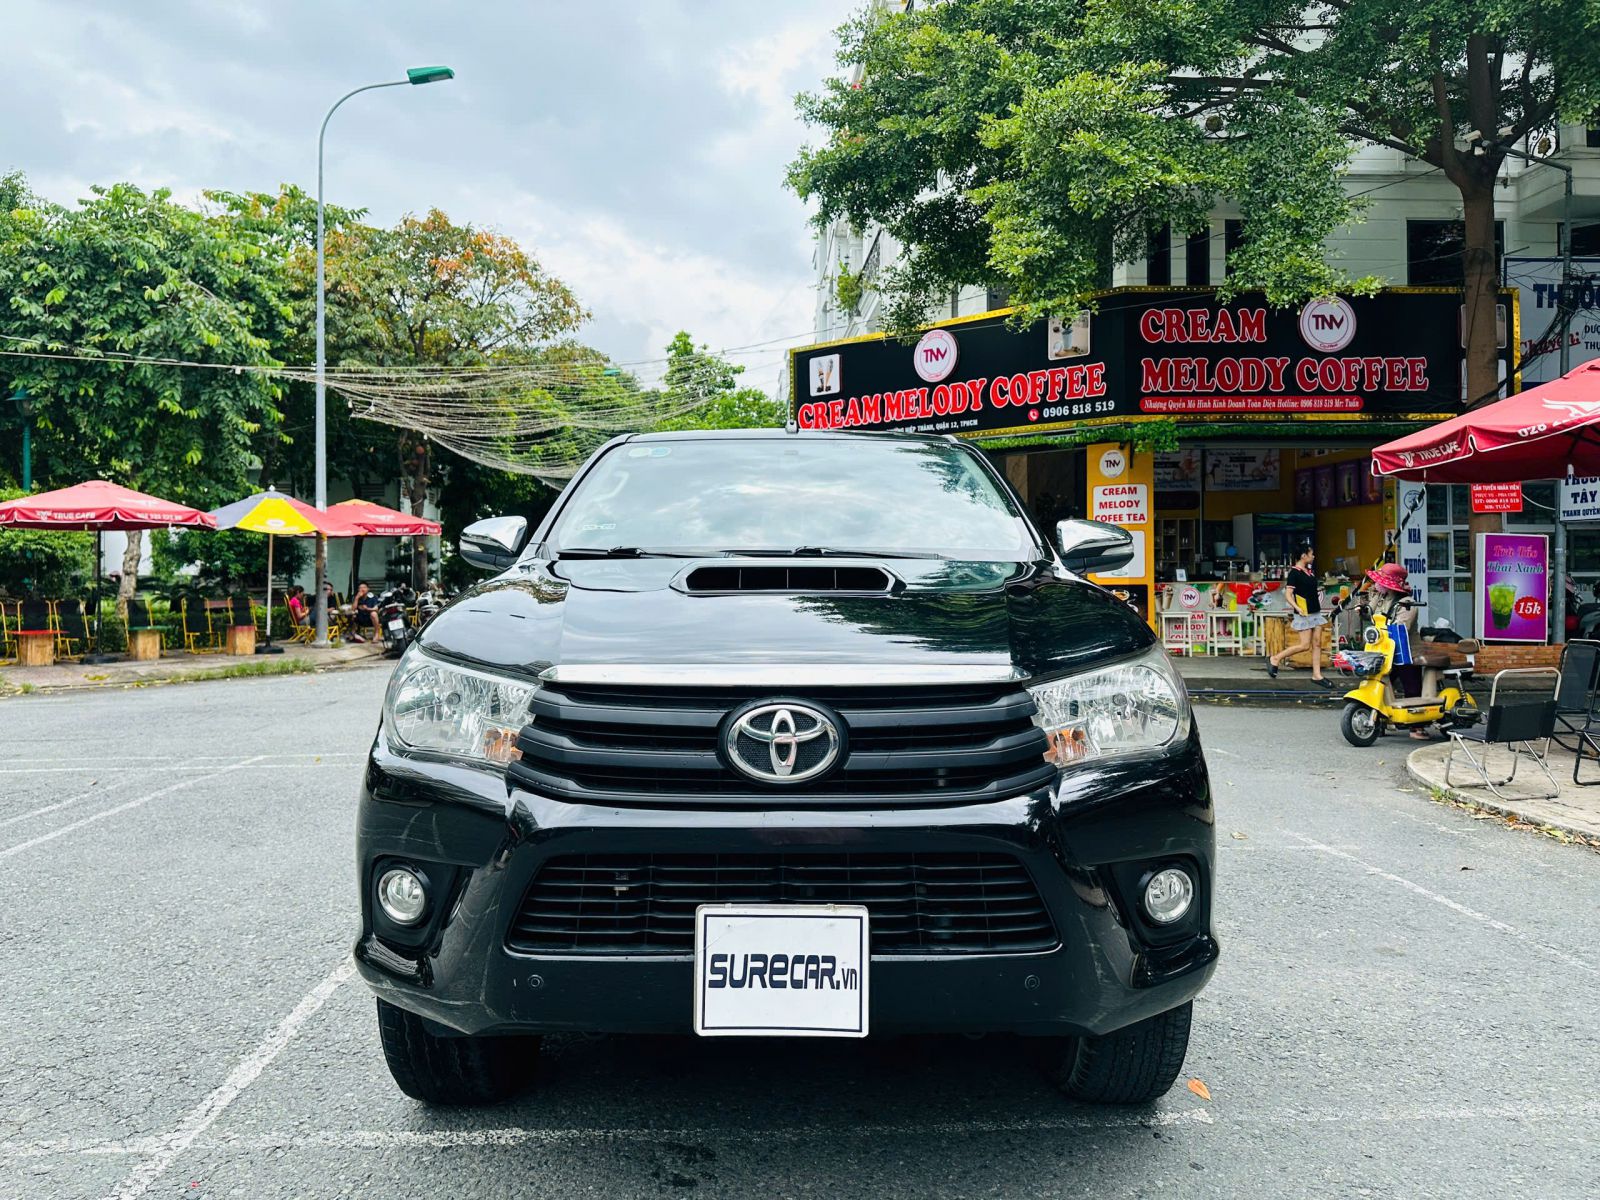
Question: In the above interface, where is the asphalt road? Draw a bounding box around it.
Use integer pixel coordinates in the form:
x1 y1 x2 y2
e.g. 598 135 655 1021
2 671 1598 1199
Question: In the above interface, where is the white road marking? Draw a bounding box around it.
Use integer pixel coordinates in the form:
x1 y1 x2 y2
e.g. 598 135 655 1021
1281 829 1599 976
0 756 267 861
0 752 363 775
0 782 116 828
0 752 363 764
100 958 356 1200
13 1099 1600 1160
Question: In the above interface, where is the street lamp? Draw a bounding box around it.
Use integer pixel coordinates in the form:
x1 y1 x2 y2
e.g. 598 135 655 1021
313 65 454 646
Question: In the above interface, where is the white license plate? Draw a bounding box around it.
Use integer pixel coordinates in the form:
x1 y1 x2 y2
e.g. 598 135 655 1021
694 904 868 1038
387 619 405 632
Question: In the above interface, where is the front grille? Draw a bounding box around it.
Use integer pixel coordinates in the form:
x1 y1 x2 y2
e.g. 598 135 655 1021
505 852 1057 956
507 682 1056 807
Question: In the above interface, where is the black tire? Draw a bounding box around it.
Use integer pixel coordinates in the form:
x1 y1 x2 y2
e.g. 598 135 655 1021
376 998 540 1105
1046 1001 1193 1105
1341 701 1384 747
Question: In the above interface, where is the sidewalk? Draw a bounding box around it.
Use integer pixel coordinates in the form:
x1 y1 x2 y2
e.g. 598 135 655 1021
0 639 390 694
1175 655 1344 703
1407 740 1600 844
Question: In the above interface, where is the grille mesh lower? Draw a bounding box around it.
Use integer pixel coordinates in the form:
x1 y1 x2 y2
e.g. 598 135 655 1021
506 852 1058 956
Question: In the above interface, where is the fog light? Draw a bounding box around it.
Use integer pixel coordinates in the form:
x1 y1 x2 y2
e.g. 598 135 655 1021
377 867 427 925
1142 867 1194 924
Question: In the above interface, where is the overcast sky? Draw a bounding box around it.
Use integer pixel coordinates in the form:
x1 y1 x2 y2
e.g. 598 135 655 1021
7 0 858 389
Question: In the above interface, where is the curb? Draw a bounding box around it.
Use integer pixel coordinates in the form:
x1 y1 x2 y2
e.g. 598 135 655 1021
1404 744 1600 848
0 651 392 697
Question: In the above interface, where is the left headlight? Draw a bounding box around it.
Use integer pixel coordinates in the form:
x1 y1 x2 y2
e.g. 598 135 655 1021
1028 644 1190 769
382 647 540 765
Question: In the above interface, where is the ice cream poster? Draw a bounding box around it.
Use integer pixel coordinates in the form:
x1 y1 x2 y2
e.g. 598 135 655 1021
1475 533 1548 643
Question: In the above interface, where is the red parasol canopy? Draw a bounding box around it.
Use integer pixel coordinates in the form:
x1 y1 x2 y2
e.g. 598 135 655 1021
0 479 216 530
1371 360 1600 482
329 498 442 536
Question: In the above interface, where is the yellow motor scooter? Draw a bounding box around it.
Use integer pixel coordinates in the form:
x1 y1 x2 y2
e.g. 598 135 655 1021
1336 613 1479 746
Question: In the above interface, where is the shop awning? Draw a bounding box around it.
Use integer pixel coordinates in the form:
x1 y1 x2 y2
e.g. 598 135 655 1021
1371 360 1600 482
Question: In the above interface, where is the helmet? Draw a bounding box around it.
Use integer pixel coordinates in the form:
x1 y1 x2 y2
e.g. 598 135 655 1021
1366 562 1410 594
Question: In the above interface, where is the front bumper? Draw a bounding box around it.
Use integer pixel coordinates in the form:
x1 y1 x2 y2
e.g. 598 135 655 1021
353 739 1218 1038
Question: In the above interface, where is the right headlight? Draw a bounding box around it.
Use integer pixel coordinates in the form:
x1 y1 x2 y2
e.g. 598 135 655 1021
1028 644 1190 769
382 647 539 765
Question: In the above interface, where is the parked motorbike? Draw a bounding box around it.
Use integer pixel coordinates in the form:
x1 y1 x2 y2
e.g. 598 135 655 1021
1333 611 1479 746
377 584 416 657
415 588 444 629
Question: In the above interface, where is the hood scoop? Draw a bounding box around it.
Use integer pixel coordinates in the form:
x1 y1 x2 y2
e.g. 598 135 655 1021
681 562 896 595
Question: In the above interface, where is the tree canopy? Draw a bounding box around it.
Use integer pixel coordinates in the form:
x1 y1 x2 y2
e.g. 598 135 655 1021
789 0 1600 406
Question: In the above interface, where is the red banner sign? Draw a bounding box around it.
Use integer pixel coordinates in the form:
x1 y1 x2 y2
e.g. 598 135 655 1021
1470 483 1523 514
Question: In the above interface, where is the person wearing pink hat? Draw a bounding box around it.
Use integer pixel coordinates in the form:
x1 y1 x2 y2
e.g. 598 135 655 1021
1364 562 1418 629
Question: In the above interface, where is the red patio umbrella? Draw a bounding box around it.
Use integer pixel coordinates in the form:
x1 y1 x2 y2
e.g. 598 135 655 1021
1371 360 1600 483
329 498 441 536
0 480 216 661
329 499 441 596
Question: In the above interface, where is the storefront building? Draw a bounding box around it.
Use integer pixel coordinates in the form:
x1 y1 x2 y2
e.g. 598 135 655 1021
790 286 1518 645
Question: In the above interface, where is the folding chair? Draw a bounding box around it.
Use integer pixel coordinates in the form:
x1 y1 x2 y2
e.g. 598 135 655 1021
287 605 316 644
1444 667 1561 802
180 596 212 654
0 600 15 664
53 598 90 660
228 595 254 629
1552 639 1600 785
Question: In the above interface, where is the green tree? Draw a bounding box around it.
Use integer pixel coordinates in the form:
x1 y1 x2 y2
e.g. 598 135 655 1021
0 179 283 603
651 331 786 432
321 209 589 581
788 0 1600 420
0 486 94 596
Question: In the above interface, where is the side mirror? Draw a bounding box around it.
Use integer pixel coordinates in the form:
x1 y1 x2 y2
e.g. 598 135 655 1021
1056 518 1134 575
459 515 529 572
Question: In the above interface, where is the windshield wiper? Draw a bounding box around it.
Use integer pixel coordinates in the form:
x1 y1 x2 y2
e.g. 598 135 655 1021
555 546 701 559
720 546 940 560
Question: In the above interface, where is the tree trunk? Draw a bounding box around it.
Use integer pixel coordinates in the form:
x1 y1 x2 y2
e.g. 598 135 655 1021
118 530 142 617
1460 178 1504 540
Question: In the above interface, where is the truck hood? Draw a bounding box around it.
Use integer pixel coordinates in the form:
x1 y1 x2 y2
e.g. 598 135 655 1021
419 557 1153 683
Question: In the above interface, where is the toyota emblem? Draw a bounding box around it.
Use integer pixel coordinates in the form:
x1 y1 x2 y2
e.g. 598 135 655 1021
723 701 842 785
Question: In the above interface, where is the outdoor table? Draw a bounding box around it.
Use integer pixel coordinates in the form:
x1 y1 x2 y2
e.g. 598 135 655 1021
127 628 162 661
225 625 257 656
16 630 55 667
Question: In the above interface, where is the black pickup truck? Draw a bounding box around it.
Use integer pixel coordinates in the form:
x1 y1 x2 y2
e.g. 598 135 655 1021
356 430 1216 1105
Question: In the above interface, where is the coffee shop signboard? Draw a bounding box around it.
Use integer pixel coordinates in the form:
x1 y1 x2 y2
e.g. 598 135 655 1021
790 288 1514 436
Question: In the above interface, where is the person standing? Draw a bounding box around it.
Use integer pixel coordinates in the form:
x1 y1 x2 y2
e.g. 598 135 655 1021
1267 545 1331 688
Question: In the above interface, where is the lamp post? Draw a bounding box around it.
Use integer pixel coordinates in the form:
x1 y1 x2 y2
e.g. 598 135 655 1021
313 65 454 646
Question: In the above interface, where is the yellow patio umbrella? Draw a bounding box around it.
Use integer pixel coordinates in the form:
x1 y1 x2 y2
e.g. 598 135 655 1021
210 488 345 648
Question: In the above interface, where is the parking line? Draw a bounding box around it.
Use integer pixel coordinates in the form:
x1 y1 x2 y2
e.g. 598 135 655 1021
101 958 356 1200
0 782 118 829
0 756 267 861
1281 829 1598 976
13 1098 1600 1161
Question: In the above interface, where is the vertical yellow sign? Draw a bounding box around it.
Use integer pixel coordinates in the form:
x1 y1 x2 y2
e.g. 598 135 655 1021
1085 442 1155 629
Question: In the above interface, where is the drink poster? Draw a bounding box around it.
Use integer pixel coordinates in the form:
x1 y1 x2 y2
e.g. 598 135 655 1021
1474 533 1548 643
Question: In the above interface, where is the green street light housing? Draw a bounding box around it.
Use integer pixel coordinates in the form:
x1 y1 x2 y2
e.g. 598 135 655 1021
407 66 455 85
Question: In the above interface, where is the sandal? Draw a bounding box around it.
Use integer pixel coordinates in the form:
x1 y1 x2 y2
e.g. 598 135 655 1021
1266 662 1279 679
1310 677 1332 689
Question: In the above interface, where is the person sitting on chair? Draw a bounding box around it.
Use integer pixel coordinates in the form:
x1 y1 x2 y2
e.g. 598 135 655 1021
351 582 382 642
285 585 308 626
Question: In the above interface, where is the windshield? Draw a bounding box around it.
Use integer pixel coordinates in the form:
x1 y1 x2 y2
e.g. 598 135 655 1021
548 438 1039 560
